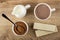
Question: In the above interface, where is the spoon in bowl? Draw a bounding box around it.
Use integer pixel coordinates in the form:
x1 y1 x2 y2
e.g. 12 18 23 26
2 13 21 33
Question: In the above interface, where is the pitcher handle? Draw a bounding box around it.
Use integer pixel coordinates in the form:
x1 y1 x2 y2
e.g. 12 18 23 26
25 4 31 9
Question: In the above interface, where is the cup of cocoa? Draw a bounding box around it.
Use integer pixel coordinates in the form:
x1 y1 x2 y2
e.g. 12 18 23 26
12 21 28 36
34 3 56 20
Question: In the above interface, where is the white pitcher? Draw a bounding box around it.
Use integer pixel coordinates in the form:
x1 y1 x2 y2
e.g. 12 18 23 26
12 4 31 18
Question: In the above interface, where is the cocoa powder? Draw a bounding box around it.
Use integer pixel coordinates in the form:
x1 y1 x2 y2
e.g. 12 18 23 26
14 22 27 35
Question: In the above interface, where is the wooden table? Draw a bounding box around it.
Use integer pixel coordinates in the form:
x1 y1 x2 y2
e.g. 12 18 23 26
0 0 60 40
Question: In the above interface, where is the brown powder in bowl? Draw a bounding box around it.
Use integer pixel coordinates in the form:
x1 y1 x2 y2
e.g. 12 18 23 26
14 22 27 35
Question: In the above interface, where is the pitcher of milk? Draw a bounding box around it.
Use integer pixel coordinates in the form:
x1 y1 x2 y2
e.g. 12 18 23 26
12 4 31 18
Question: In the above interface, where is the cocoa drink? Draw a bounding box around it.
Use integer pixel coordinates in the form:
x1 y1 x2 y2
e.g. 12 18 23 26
35 4 50 19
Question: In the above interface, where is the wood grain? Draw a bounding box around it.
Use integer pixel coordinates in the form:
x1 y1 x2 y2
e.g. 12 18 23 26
0 0 60 40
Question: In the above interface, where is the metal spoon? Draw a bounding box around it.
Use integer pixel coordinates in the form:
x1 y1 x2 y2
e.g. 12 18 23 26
2 14 21 33
2 14 15 25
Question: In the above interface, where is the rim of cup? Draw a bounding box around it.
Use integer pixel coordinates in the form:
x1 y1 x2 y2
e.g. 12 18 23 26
12 20 28 36
34 3 53 20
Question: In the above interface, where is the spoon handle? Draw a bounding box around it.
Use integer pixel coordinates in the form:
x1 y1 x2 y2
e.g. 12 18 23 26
2 14 14 24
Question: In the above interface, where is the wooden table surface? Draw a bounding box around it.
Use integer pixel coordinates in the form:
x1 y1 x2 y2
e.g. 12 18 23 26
0 0 60 40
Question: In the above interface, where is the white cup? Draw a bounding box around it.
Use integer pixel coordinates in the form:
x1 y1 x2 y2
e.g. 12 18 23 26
34 3 56 20
12 20 28 36
12 4 31 18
